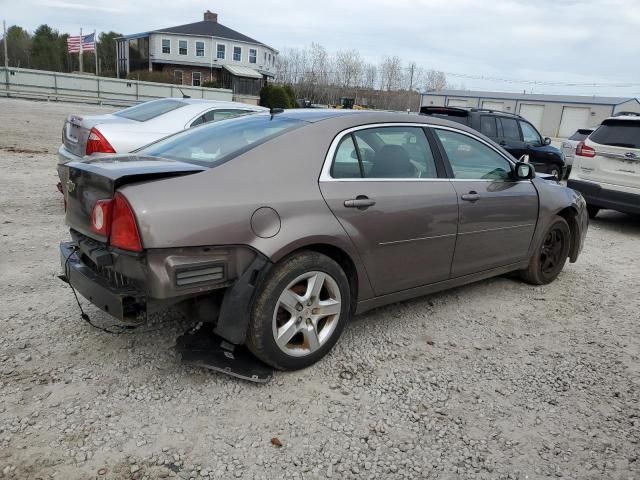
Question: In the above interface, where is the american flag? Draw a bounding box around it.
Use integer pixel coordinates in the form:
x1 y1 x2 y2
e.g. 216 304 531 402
67 32 95 53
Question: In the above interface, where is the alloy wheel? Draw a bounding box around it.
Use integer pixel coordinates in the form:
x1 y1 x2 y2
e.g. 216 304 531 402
540 228 565 275
272 271 342 357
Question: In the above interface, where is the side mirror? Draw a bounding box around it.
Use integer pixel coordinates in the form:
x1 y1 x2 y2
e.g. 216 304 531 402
544 137 552 146
514 161 535 180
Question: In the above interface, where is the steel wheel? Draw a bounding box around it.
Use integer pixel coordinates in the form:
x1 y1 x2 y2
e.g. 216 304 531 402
540 227 566 275
272 271 341 357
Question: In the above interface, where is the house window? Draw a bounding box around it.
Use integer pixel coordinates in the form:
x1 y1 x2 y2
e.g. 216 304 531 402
217 44 225 60
192 72 201 87
263 52 267 64
161 39 170 54
268 53 271 63
249 48 257 64
174 70 183 84
233 46 242 62
195 41 205 57
179 40 188 55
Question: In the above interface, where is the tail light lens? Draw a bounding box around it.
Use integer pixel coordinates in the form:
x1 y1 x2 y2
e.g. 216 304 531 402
576 141 596 158
89 193 142 252
111 193 143 252
90 199 113 236
86 127 116 155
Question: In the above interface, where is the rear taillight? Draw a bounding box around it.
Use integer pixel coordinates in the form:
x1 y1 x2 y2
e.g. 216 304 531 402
110 193 142 252
90 199 113 236
89 193 142 252
86 127 115 155
576 141 596 158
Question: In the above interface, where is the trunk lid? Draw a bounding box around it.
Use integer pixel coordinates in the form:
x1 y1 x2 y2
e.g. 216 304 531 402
65 156 206 242
62 114 136 157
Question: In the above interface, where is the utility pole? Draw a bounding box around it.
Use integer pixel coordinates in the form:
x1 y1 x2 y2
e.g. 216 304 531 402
407 63 415 112
3 20 8 94
79 27 83 73
94 30 98 75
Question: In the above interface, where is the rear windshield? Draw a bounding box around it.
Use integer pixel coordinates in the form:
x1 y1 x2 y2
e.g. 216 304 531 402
114 99 187 122
139 114 303 167
568 129 593 141
590 120 640 148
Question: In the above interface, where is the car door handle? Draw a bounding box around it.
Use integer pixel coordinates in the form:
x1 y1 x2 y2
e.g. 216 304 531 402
461 192 480 202
344 196 376 209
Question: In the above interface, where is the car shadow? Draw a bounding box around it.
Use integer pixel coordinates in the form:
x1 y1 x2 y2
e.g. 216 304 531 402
591 210 640 234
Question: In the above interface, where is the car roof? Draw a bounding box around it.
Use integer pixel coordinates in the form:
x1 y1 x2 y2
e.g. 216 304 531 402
162 98 267 110
604 114 640 121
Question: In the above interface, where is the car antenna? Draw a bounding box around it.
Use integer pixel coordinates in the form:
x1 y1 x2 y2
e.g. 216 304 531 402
178 88 191 99
269 107 284 119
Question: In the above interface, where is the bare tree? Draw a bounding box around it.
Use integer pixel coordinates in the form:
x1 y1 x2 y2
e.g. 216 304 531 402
379 56 402 91
424 69 448 92
362 63 377 90
335 49 363 88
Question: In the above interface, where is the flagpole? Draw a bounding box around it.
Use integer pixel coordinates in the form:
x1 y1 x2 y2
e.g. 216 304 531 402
79 27 83 73
94 30 98 75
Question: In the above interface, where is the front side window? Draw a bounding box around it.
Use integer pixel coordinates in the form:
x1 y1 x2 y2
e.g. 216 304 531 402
233 46 242 62
434 129 512 180
195 41 205 57
141 114 303 167
331 126 438 179
190 109 250 127
499 118 521 141
161 39 170 54
217 44 226 60
520 121 542 145
179 40 188 55
249 48 257 64
192 72 201 87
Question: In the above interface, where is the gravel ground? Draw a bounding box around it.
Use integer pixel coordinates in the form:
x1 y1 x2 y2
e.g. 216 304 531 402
0 97 639 480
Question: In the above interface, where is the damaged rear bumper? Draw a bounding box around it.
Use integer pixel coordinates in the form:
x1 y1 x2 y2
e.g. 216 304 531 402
60 241 147 322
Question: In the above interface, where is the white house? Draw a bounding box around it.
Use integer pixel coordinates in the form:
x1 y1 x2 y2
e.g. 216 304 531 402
116 11 278 104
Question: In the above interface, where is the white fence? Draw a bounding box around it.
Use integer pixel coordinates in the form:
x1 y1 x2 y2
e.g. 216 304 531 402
0 67 233 106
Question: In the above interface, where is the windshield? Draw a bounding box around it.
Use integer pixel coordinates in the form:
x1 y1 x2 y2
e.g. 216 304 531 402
139 114 304 167
590 120 640 148
114 99 187 122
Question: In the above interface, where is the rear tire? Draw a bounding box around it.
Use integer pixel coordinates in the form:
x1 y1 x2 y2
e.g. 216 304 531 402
246 251 351 371
587 205 600 219
520 216 571 285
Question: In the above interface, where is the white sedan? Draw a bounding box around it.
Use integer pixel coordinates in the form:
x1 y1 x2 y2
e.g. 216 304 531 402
57 98 266 185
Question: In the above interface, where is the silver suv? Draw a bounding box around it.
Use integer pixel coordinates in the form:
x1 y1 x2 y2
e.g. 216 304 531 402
568 114 640 218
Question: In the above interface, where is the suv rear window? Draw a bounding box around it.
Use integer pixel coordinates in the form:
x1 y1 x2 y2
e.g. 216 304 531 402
139 114 303 167
590 120 640 148
568 129 593 141
114 99 187 122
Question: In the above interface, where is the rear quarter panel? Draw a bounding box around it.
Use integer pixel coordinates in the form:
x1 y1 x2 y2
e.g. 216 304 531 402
121 119 376 300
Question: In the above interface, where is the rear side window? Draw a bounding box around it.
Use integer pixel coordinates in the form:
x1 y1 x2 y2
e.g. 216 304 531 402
332 127 438 179
568 129 593 141
499 118 521 141
480 116 497 138
114 99 187 122
589 120 640 148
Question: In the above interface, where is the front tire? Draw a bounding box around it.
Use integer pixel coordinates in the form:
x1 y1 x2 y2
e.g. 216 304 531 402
246 251 351 370
520 216 571 285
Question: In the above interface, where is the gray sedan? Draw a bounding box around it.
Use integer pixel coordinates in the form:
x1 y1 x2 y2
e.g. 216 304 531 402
59 110 588 372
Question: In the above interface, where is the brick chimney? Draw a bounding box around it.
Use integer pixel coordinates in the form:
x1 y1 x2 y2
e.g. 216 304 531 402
204 10 218 22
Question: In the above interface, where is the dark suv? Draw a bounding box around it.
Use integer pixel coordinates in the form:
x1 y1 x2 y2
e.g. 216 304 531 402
421 107 566 178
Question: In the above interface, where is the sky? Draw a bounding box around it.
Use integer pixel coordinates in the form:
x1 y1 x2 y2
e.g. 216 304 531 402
2 0 640 97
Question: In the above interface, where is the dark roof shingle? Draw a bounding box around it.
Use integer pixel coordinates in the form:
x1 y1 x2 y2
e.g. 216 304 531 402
153 20 268 47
